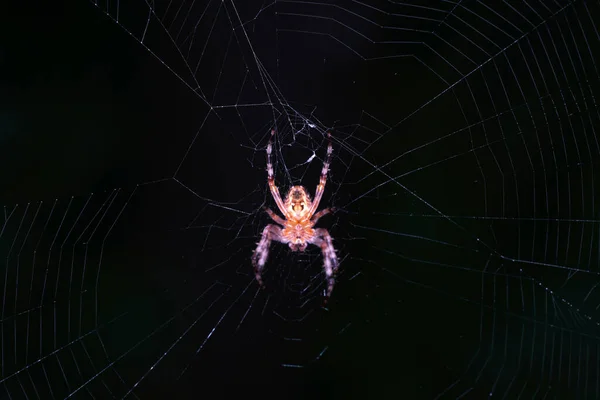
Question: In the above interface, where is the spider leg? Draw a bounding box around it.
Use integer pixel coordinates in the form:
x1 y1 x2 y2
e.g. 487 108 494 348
310 207 335 225
309 132 333 215
266 129 288 216
252 224 286 288
264 207 286 226
309 228 339 303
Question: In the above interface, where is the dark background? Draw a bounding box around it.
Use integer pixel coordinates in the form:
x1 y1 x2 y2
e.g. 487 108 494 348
1 1 600 399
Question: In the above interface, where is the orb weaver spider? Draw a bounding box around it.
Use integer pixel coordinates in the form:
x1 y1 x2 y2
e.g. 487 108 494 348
252 129 338 303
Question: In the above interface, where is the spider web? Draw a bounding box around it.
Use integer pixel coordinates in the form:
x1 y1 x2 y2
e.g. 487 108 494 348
1 0 600 398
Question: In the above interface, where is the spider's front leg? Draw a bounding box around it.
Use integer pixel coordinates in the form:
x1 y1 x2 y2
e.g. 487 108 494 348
310 228 339 304
266 129 287 216
308 132 333 216
252 224 285 288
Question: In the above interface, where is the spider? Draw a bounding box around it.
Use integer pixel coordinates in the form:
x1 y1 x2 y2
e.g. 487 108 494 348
252 129 338 303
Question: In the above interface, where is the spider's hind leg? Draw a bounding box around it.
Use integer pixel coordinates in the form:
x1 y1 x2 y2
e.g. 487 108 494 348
310 228 339 303
252 224 285 288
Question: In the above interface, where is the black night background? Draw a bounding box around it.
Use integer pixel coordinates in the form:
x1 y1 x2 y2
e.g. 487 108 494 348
1 1 600 399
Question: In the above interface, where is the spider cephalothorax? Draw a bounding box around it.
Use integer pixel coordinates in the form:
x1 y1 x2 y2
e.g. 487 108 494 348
286 186 311 217
252 129 338 303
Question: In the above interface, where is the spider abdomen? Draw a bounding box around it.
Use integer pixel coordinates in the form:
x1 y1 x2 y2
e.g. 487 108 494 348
281 223 314 252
